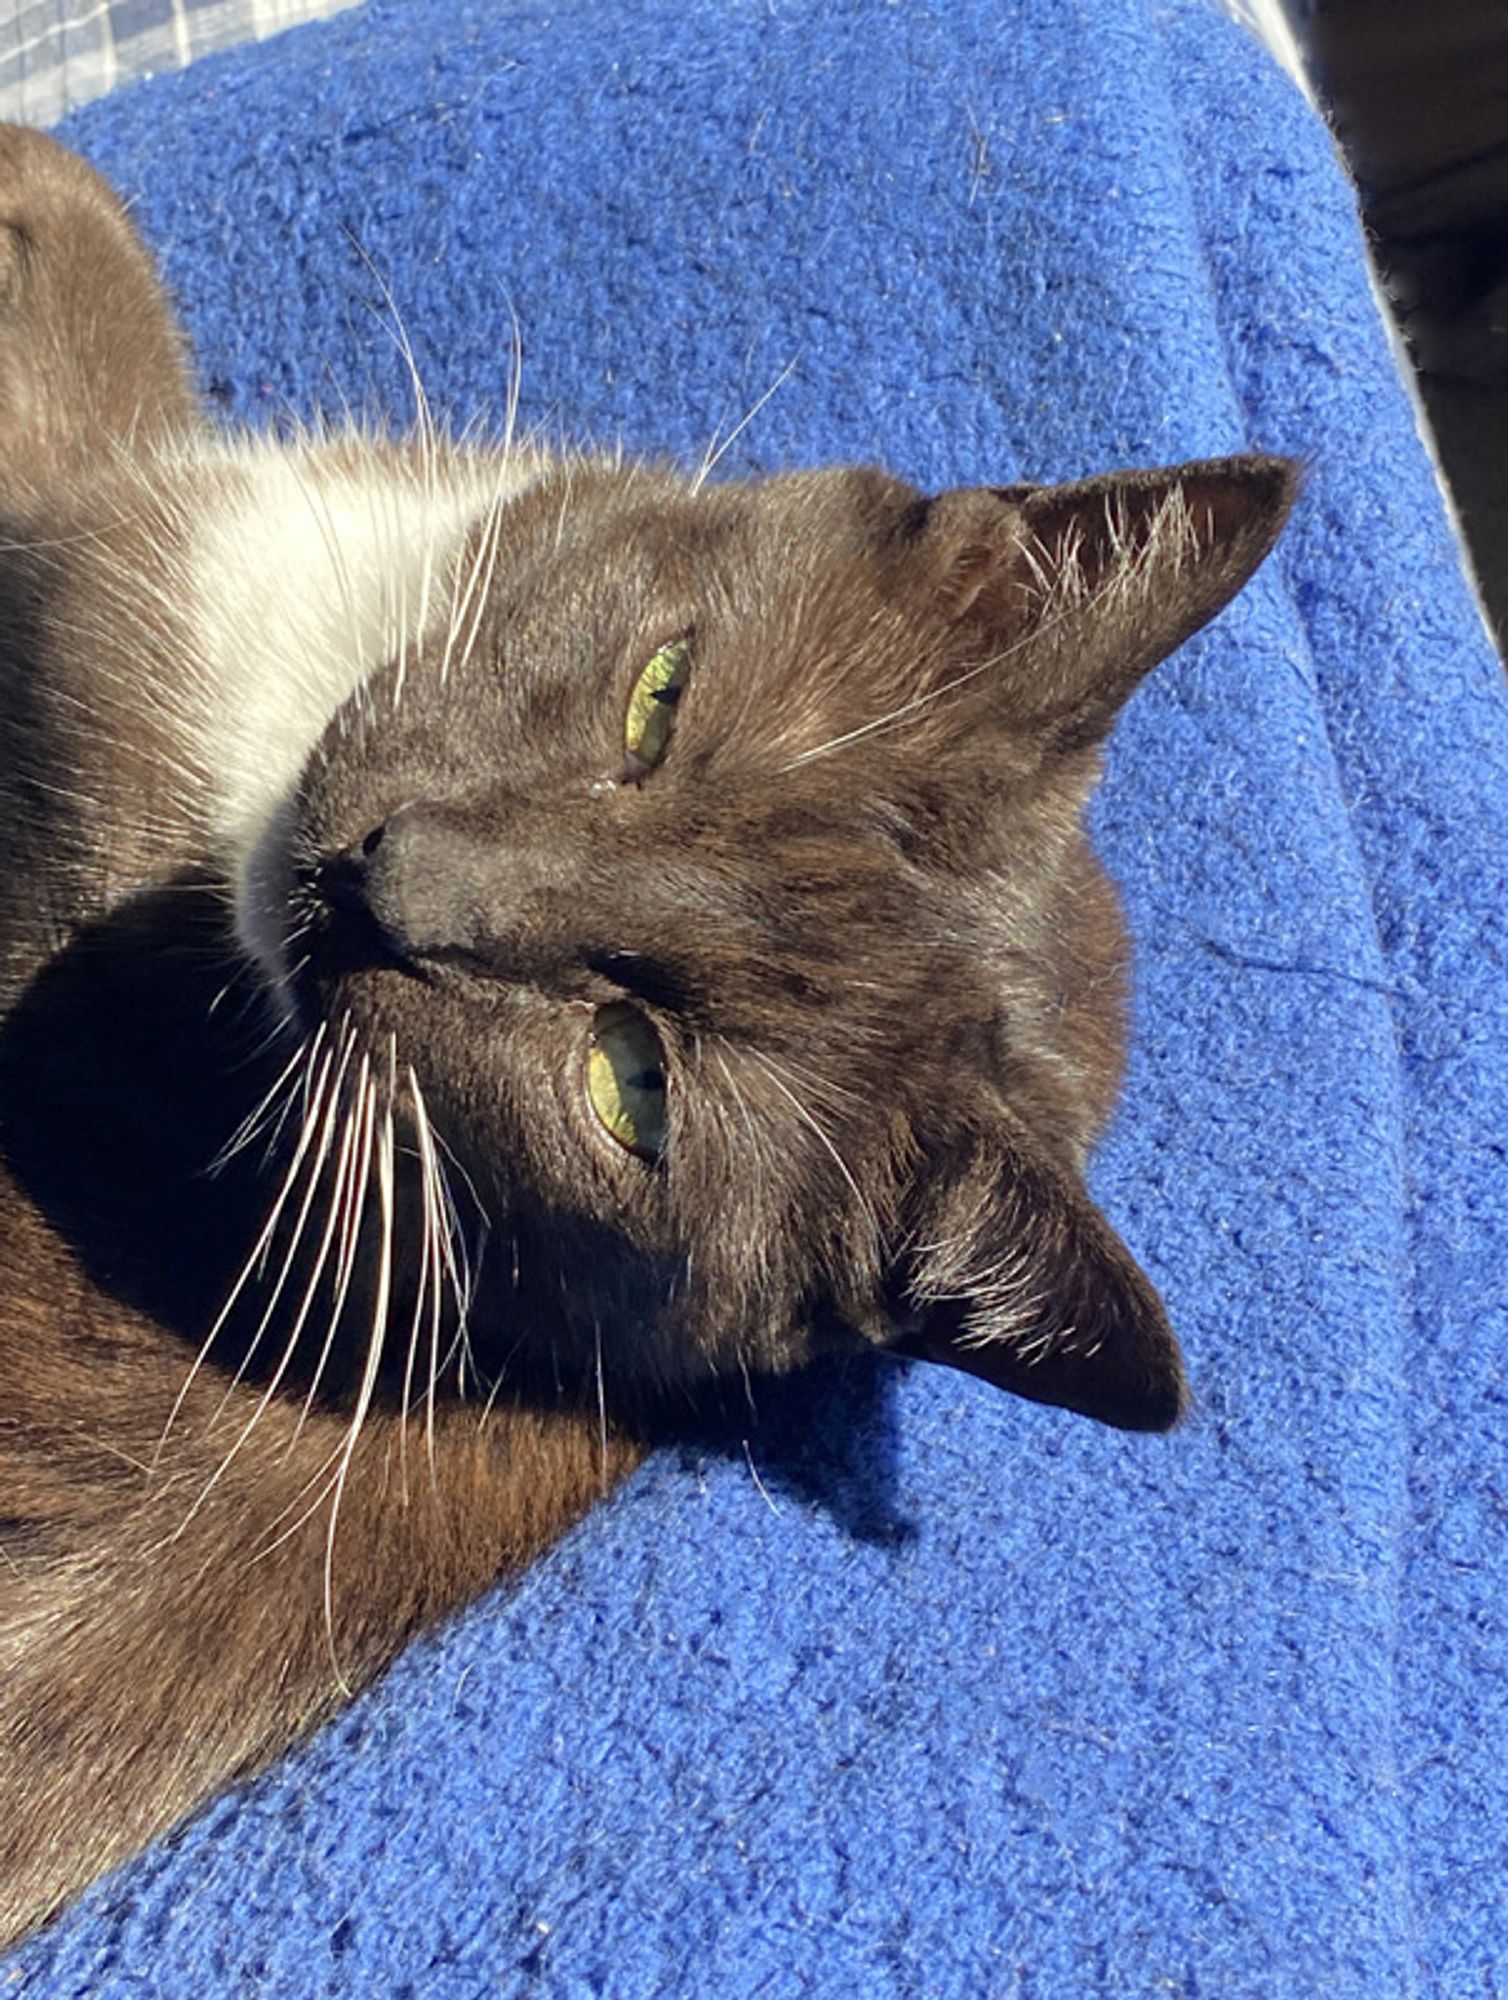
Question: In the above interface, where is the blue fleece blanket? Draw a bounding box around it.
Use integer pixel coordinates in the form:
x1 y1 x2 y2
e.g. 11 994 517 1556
10 2 1507 1995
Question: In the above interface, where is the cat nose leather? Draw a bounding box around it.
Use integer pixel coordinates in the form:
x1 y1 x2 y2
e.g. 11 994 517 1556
326 802 496 964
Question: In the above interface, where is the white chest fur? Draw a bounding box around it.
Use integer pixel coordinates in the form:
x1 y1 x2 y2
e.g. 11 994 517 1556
183 438 533 870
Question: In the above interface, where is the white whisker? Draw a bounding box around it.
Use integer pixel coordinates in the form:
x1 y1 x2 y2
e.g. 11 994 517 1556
321 1054 397 1694
154 1023 338 1464
692 354 798 494
288 1043 375 1443
748 1047 880 1254
207 1029 313 1175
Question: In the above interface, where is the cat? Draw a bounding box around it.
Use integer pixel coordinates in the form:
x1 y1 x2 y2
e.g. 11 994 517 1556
0 123 1296 1946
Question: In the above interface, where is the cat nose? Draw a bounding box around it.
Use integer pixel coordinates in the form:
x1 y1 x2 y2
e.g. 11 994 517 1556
319 802 487 965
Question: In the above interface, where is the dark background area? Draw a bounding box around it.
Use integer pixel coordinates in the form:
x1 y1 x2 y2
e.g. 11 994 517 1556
1291 0 1508 653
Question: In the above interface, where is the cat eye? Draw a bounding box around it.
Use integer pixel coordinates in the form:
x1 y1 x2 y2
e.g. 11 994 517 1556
586 1003 668 1159
622 636 691 778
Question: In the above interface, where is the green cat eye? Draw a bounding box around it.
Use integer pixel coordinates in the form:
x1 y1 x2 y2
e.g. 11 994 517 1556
587 1003 668 1160
623 637 691 777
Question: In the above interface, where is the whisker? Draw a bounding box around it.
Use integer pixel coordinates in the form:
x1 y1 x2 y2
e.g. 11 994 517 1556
166 1027 358 1533
748 1047 880 1252
426 1116 489 1357
407 1068 452 1479
288 1043 375 1443
501 296 524 465
202 1027 354 1423
206 1029 314 1175
743 1437 782 1515
154 1024 338 1464
692 354 798 494
321 1054 398 1694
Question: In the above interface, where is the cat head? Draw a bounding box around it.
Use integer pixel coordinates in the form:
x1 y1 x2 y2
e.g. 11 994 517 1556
241 452 1296 1430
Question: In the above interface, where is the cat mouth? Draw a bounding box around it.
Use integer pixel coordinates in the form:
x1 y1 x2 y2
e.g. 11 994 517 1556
278 850 426 1030
233 807 415 1026
307 849 414 966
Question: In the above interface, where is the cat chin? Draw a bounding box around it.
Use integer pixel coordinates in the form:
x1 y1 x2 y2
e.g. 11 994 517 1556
230 791 303 1023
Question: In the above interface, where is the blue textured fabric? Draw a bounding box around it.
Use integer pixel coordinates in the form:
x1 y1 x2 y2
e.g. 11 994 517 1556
7 1 1506 1994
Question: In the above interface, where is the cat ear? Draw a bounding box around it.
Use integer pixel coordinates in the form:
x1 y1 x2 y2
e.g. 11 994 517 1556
887 1121 1187 1432
910 454 1299 751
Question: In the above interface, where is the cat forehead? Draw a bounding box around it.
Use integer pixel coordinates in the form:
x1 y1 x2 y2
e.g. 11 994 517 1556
486 460 921 596
465 467 948 711
352 517 1040 822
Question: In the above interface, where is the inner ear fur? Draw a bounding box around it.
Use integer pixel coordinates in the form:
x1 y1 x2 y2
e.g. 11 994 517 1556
887 1119 1188 1433
910 454 1300 751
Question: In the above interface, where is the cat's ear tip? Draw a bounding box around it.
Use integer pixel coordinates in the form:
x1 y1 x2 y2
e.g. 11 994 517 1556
1261 450 1306 484
1189 450 1306 521
1105 1356 1192 1434
1270 454 1308 525
890 1320 1192 1434
1213 450 1304 477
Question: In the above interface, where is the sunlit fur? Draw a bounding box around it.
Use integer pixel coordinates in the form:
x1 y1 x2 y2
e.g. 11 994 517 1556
0 125 1295 1943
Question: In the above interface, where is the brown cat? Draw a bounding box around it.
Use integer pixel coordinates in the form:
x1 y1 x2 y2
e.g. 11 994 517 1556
0 124 1296 1945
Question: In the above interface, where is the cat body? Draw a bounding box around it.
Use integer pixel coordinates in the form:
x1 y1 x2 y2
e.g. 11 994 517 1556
0 126 1295 1943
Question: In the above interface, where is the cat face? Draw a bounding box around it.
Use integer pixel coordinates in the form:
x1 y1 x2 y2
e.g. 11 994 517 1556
243 454 1296 1427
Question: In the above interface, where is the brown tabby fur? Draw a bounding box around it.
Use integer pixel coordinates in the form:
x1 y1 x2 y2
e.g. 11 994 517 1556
0 125 1296 1944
